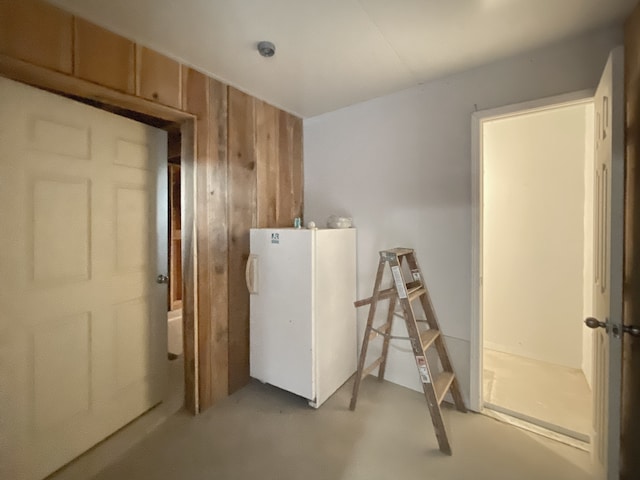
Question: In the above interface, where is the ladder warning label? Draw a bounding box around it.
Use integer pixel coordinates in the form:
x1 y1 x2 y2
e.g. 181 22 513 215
391 266 407 298
415 356 431 384
271 233 280 244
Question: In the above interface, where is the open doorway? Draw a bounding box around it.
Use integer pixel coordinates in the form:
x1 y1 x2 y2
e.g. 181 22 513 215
472 93 596 446
167 128 185 406
167 128 183 357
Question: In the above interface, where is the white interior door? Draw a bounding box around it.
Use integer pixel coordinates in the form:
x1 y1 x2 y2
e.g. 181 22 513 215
587 47 624 480
0 77 168 480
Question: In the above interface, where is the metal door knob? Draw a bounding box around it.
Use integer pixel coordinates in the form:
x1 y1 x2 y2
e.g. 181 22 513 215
157 274 169 284
585 317 607 330
623 325 640 337
585 317 640 337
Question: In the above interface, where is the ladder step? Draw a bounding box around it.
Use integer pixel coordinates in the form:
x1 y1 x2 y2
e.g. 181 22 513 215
419 329 440 351
369 322 392 341
433 371 455 405
383 248 414 256
361 357 384 379
407 286 426 301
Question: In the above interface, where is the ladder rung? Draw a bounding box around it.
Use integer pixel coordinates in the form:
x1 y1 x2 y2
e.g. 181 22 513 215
406 280 422 290
433 371 455 405
407 286 426 301
361 357 384 379
419 329 440 351
383 248 414 256
369 322 392 341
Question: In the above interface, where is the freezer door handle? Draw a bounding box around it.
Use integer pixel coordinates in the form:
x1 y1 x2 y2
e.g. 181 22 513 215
246 254 258 294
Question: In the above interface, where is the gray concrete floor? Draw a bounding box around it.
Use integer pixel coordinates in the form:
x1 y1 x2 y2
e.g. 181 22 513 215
54 373 598 480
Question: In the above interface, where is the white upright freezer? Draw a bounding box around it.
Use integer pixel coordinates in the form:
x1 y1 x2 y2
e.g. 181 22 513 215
247 228 357 407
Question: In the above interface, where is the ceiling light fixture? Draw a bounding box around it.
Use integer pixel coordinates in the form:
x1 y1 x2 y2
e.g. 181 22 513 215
257 41 276 58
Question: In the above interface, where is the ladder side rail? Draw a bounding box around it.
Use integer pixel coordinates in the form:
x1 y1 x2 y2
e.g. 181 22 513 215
377 295 397 381
406 252 467 413
388 253 453 455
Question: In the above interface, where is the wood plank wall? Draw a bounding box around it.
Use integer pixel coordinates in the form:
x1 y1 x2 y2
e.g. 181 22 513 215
228 89 257 392
0 0 303 412
226 92 303 391
623 6 640 479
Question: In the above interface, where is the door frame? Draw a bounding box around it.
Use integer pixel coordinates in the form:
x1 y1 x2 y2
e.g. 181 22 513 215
469 89 595 412
0 55 201 413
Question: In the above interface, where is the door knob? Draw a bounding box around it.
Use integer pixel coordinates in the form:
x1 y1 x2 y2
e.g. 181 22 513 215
585 317 640 337
622 325 640 337
585 317 607 330
157 274 169 284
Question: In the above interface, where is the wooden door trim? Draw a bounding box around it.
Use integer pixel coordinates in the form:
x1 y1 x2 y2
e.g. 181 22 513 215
0 53 200 414
0 53 190 122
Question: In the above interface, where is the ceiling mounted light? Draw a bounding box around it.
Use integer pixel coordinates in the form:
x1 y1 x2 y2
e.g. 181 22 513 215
257 41 276 58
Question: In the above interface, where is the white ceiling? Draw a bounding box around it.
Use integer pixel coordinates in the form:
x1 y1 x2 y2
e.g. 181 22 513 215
48 0 635 118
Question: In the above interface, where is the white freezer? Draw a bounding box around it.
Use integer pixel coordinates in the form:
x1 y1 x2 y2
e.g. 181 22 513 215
247 228 357 407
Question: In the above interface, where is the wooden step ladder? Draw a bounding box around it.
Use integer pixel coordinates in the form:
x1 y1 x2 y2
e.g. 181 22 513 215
350 248 467 455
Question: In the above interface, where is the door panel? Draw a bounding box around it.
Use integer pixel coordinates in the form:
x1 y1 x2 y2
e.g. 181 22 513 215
0 76 167 480
33 177 91 281
590 48 624 480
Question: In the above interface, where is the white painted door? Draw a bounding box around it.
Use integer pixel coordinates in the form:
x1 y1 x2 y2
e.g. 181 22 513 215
587 47 624 480
0 77 168 480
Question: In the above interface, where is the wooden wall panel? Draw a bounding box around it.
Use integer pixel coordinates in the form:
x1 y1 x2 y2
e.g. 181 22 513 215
0 0 73 74
74 18 135 93
186 70 230 409
291 116 304 221
179 118 198 414
206 78 230 404
256 100 279 227
256 105 304 228
622 6 640 479
137 46 182 109
185 70 212 408
227 88 256 393
277 110 295 227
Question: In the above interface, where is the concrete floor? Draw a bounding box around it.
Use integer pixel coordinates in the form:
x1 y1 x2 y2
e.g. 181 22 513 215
51 372 597 480
483 349 592 438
